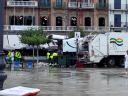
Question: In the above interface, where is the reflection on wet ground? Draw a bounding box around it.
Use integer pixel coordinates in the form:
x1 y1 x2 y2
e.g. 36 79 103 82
4 68 128 96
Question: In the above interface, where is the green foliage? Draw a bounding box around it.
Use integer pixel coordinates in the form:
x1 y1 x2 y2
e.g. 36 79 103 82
20 27 48 46
68 27 85 38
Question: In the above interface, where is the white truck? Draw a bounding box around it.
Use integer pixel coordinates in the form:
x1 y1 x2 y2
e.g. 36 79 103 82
82 32 128 67
63 38 83 52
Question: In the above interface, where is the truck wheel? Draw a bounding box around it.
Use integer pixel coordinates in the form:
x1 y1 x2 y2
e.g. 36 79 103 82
118 58 125 67
108 58 115 67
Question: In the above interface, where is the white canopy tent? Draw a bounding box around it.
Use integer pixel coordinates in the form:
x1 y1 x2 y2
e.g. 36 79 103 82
3 35 58 50
3 35 25 50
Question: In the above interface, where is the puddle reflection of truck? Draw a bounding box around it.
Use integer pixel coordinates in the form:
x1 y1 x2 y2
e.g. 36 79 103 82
82 32 128 67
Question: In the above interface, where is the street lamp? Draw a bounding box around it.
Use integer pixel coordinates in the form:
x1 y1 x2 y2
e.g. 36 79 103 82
75 32 81 67
0 0 7 90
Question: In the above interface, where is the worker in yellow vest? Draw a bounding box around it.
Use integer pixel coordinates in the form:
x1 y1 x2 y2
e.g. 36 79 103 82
46 51 50 64
7 50 14 70
7 51 12 60
15 51 22 62
52 52 58 65
50 52 54 65
7 51 12 69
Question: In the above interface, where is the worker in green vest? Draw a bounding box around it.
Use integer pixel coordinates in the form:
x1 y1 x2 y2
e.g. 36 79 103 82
52 52 58 65
7 50 12 70
7 51 12 60
46 51 51 64
15 51 22 62
50 52 54 65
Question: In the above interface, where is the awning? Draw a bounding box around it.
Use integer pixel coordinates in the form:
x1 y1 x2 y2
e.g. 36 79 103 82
3 35 25 50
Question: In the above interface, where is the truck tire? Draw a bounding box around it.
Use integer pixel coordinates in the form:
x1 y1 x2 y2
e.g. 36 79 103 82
98 58 106 68
118 57 125 67
107 58 115 67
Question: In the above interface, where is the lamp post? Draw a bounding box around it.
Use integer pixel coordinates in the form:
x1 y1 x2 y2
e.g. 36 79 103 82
0 0 7 90
75 32 80 67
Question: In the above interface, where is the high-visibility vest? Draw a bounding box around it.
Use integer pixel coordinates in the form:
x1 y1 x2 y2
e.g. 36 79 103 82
50 54 54 59
7 51 11 58
53 52 58 57
47 52 50 59
15 51 21 58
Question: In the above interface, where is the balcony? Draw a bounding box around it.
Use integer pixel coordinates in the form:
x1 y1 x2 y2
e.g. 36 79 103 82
80 3 94 9
4 25 109 32
7 0 38 7
53 2 67 9
96 3 108 10
109 22 128 31
68 2 80 9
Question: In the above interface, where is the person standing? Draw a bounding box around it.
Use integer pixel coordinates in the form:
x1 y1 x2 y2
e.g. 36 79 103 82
124 50 128 74
15 51 22 62
7 50 12 70
53 52 58 65
46 51 51 64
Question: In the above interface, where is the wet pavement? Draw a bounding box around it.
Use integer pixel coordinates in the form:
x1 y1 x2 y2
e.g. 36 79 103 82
3 68 128 96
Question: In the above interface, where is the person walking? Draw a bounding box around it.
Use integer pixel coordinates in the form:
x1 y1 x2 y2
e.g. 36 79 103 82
124 50 128 74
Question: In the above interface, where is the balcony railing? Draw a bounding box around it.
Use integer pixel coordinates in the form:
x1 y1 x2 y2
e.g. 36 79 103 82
68 2 80 8
110 22 128 28
7 0 38 7
96 3 108 10
53 2 66 9
4 25 109 32
80 3 94 9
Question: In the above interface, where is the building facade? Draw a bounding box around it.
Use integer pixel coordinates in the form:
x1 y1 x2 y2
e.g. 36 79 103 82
109 0 128 32
4 0 109 35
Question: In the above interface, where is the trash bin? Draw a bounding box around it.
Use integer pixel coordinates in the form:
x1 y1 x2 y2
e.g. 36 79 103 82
58 56 66 68
14 61 20 70
27 61 33 69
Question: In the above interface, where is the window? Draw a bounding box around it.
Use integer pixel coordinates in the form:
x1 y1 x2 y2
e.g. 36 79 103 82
9 16 35 25
99 0 106 4
99 17 105 26
24 16 34 25
85 17 91 26
56 16 62 26
42 0 50 5
9 16 23 25
40 16 48 26
114 0 121 9
9 16 15 25
56 0 62 6
114 14 121 27
71 17 77 26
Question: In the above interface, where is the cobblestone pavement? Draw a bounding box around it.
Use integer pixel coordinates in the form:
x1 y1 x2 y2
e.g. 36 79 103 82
3 68 128 96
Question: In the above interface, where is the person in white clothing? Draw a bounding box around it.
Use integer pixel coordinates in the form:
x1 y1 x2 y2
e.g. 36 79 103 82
124 50 128 74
